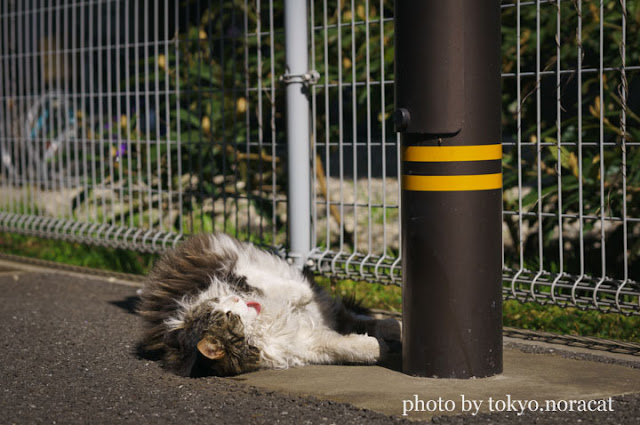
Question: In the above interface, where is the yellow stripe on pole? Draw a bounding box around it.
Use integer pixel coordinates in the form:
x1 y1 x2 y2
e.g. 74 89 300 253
402 144 502 162
402 173 503 191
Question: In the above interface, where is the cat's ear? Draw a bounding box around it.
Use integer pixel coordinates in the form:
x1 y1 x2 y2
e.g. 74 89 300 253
197 337 225 360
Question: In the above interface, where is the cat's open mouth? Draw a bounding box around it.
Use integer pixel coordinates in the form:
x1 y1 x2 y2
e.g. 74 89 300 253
246 301 261 315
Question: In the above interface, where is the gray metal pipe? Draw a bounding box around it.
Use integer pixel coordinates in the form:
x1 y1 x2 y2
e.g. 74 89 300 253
396 0 503 378
283 0 312 268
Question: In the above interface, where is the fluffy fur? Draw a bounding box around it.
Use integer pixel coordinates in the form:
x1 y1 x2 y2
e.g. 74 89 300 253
137 233 400 377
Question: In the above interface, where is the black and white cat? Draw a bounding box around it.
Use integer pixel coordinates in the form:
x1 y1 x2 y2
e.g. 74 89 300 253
137 233 400 377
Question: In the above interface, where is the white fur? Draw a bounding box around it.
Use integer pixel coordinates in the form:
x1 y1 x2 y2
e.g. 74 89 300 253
166 233 381 369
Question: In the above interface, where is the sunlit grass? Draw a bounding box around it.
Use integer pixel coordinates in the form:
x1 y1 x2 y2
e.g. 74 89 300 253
0 232 156 275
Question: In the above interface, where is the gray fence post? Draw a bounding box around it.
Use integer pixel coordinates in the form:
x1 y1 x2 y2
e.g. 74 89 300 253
283 0 312 268
395 0 503 378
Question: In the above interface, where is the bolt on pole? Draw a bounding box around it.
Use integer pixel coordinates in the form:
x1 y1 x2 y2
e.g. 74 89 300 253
395 0 503 378
283 0 312 269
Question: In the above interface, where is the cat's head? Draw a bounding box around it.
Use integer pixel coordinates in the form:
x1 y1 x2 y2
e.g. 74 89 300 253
163 295 261 377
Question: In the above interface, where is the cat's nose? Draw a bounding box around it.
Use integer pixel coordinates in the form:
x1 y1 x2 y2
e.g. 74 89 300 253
232 296 240 303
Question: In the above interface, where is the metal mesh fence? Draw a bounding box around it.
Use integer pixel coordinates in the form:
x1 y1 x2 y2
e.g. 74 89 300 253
0 0 287 252
500 0 639 314
0 0 638 314
308 1 401 283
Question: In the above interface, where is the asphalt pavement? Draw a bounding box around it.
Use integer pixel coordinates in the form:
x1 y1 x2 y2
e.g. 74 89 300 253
1 259 640 424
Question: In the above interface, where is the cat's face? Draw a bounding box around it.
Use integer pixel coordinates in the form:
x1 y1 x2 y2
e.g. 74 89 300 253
164 297 261 377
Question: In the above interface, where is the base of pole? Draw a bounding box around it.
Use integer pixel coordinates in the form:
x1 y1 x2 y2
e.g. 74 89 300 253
401 189 503 379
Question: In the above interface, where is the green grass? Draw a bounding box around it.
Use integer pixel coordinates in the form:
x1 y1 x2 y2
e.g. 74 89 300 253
315 276 403 313
503 300 640 342
1 232 638 343
0 232 157 275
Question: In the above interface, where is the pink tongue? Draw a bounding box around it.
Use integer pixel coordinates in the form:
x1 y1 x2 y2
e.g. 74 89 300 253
246 301 261 314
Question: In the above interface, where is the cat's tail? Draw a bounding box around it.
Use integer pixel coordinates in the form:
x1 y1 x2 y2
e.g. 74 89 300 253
340 294 371 317
310 284 374 336
315 285 402 352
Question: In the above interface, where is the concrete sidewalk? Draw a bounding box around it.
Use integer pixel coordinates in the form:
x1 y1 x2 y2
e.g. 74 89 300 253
236 347 640 421
2 257 640 424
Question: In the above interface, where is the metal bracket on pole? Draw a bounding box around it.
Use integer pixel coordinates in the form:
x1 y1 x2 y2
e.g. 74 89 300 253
279 69 320 86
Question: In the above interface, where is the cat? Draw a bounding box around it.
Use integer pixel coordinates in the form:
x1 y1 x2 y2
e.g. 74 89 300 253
136 233 401 377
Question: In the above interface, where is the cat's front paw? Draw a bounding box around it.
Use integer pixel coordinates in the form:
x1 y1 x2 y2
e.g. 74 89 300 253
357 334 383 363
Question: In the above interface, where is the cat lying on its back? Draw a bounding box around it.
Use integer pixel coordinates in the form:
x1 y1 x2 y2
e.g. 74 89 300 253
137 233 400 377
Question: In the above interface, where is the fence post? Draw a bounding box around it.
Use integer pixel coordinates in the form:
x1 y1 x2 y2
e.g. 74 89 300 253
395 0 503 378
283 0 312 268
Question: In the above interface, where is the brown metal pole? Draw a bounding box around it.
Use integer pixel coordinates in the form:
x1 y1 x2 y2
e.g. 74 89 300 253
395 0 503 378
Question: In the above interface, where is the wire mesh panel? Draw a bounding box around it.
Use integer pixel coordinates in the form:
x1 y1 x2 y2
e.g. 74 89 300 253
308 0 401 283
172 0 288 250
0 0 286 252
501 0 639 314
